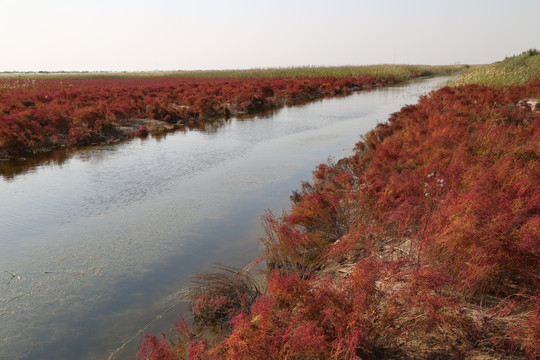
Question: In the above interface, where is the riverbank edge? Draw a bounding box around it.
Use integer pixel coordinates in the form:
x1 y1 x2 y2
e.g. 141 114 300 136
140 76 540 358
0 78 401 161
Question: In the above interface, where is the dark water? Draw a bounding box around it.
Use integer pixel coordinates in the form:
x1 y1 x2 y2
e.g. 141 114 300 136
0 76 450 359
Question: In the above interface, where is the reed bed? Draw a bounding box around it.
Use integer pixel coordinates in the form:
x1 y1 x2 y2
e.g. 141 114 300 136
452 49 540 86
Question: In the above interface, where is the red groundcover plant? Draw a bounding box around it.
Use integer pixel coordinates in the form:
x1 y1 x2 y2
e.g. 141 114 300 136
138 81 540 359
0 75 396 158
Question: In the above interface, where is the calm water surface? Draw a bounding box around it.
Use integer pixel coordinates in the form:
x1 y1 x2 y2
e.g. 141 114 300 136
0 77 450 359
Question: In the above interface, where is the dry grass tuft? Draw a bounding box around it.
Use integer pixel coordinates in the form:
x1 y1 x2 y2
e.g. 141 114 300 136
182 265 260 327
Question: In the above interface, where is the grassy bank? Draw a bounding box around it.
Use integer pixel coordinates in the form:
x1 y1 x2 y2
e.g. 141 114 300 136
452 49 540 86
139 52 539 359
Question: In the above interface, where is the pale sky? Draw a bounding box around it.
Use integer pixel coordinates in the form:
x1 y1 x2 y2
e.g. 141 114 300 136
2 0 539 72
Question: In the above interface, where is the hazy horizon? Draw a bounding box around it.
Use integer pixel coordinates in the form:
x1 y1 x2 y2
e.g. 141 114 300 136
2 0 539 72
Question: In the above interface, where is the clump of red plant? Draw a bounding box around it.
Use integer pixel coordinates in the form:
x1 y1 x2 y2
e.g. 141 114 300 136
135 125 149 138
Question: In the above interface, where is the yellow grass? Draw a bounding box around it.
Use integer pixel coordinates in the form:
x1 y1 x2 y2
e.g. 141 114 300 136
451 49 540 86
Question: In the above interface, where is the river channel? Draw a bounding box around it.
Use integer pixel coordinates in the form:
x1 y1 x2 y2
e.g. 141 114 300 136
0 76 450 359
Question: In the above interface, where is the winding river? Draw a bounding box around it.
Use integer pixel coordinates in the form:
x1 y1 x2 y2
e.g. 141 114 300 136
0 76 450 359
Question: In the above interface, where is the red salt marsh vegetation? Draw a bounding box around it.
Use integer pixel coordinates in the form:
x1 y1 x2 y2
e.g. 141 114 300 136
138 52 540 359
0 65 460 159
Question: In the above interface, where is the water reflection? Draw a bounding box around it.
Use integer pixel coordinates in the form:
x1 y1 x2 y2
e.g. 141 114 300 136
0 119 240 180
0 150 71 180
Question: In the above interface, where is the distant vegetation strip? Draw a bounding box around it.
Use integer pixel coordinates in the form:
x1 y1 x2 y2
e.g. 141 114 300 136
452 49 540 86
0 64 463 81
0 65 460 159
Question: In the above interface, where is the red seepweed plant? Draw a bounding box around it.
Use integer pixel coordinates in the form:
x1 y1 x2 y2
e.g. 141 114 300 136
0 75 397 158
138 80 540 359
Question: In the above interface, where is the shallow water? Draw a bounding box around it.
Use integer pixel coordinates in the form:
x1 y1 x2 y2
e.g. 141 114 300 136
0 76 451 359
